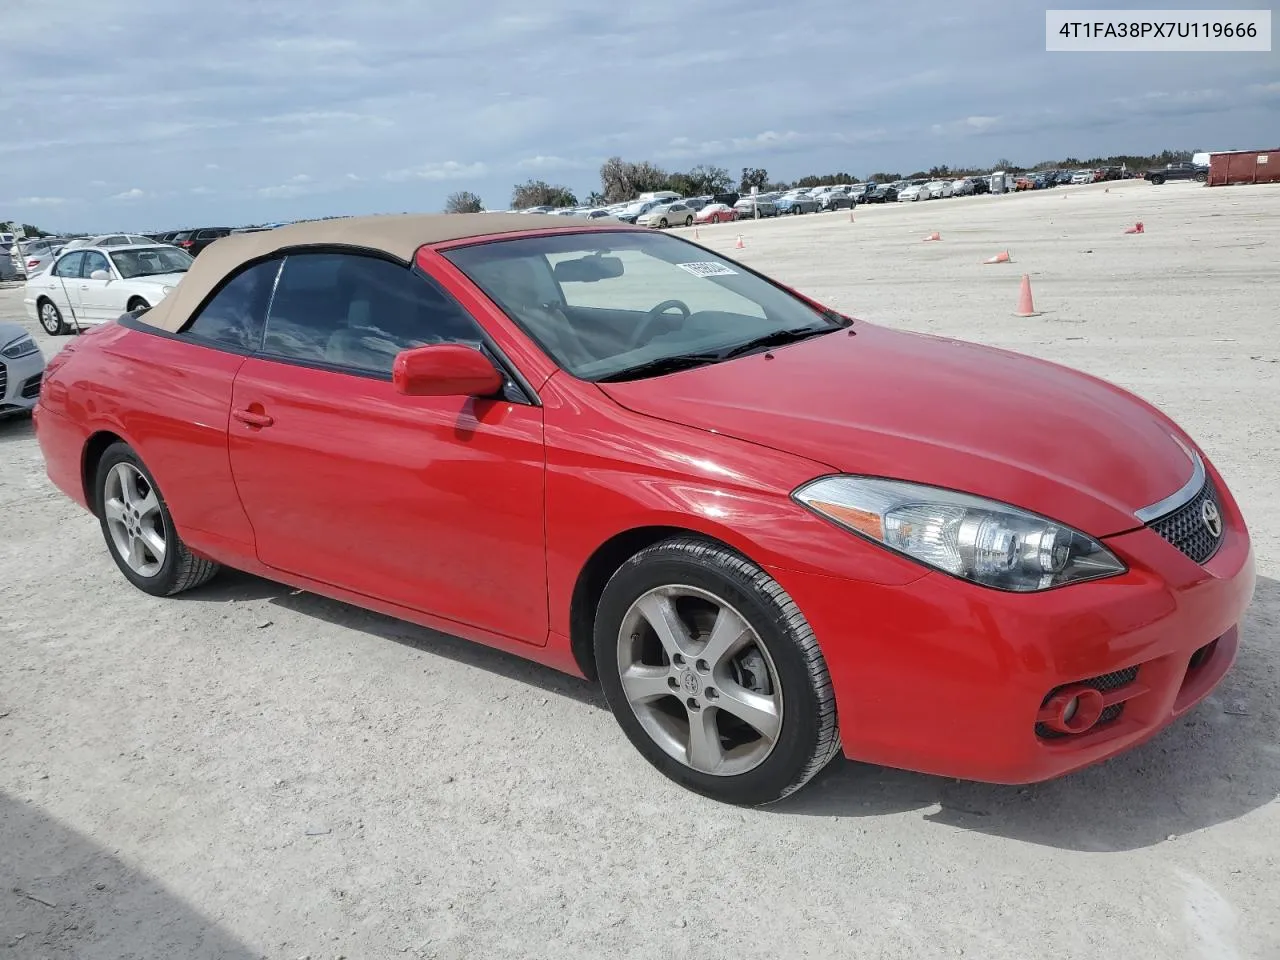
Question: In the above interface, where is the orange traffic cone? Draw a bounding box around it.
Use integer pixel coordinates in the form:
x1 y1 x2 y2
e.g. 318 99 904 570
984 250 1011 264
1123 221 1144 234
1016 274 1038 317
735 234 744 249
923 231 941 241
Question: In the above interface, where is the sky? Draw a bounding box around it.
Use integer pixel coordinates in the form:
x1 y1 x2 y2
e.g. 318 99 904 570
2 0 1275 232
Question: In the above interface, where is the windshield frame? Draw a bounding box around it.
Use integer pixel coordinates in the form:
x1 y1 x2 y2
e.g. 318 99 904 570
438 227 849 383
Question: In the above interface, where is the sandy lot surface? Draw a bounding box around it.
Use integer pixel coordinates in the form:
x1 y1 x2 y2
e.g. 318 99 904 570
2 180 1278 960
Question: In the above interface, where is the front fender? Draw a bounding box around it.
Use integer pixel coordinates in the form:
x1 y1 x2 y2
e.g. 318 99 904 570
541 376 928 637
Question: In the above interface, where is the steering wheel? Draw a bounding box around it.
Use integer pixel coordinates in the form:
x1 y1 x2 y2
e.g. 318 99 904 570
631 299 692 347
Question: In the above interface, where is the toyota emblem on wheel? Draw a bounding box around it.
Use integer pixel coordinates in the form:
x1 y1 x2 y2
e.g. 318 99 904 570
1201 499 1222 538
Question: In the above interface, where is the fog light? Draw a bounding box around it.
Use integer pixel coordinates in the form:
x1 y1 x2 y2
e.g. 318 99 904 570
1043 685 1105 735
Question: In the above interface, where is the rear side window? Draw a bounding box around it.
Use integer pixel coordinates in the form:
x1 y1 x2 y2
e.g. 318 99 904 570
54 252 86 278
183 259 281 351
260 252 482 376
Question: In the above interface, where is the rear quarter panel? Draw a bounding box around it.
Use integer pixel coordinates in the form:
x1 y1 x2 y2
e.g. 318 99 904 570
52 322 256 565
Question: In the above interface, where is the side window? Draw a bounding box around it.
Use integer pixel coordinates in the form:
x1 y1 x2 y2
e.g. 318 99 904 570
183 259 280 351
261 252 482 376
81 251 110 277
54 252 85 278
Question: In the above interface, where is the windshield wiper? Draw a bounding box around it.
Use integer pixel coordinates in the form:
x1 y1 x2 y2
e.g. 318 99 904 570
717 325 837 360
596 352 722 382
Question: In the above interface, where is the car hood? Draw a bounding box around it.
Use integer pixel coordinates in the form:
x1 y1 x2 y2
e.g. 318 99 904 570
597 323 1200 536
129 272 187 288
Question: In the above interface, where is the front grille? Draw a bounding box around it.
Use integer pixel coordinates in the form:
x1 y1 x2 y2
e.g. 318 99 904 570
1149 480 1224 564
0 361 7 399
20 372 41 399
1036 666 1139 740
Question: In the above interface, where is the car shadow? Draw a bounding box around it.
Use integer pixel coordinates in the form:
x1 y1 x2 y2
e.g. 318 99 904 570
178 569 605 709
0 790 260 958
777 574 1280 852
179 567 1276 851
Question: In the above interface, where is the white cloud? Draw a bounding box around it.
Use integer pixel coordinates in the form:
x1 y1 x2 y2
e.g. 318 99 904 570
7 196 69 207
930 115 1002 136
110 187 148 201
190 186 214 195
517 155 583 171
382 161 487 182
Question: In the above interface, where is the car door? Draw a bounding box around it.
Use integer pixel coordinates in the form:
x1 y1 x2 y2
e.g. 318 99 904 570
47 251 86 323
226 249 549 646
74 250 115 322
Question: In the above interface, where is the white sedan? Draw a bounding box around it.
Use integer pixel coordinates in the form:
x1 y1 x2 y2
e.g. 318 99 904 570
24 244 192 335
926 179 953 198
897 182 931 201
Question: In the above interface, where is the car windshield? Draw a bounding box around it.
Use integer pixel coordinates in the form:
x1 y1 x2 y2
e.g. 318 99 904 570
109 246 195 278
444 230 847 382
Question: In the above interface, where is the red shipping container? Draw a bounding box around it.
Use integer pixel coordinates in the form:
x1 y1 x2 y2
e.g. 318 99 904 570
1208 149 1280 187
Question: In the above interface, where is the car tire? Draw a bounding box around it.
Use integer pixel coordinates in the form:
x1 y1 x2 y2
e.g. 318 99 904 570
1195 171 1207 183
594 536 841 806
94 442 220 597
659 218 668 228
1151 175 1165 185
37 297 67 335
685 215 694 226
127 297 150 314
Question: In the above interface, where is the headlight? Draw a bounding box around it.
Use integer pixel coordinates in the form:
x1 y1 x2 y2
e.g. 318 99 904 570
1 336 39 359
793 475 1126 592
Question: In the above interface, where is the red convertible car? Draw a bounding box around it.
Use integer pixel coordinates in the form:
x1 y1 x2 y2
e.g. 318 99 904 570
34 214 1254 805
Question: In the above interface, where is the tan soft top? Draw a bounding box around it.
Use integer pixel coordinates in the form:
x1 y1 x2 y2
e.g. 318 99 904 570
138 212 604 332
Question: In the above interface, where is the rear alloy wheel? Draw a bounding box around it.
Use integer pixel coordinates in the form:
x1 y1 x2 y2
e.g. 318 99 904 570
595 537 840 805
38 298 67 335
95 442 220 596
685 215 694 226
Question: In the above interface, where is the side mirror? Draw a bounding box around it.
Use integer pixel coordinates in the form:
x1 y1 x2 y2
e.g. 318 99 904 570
392 343 504 398
90 269 111 281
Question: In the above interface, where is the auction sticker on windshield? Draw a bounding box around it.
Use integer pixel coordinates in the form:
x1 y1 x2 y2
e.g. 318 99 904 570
677 261 738 278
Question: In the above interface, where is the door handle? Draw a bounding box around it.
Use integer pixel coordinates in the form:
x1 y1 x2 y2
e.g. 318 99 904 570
232 408 274 428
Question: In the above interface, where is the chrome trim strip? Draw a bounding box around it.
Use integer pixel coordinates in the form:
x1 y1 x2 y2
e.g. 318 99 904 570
1134 441 1206 523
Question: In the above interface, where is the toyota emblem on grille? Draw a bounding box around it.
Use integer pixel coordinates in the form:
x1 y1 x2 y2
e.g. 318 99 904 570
1201 499 1222 538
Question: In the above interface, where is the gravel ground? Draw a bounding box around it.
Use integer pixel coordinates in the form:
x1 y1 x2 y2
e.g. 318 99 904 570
2 179 1278 960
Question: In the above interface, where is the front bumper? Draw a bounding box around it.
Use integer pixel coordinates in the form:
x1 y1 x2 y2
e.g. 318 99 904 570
770 467 1255 784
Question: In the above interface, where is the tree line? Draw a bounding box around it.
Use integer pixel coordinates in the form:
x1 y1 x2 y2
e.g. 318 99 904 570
443 148 1197 213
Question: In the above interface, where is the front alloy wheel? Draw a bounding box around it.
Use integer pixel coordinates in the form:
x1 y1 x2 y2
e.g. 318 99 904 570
38 299 66 335
595 537 841 805
618 585 782 776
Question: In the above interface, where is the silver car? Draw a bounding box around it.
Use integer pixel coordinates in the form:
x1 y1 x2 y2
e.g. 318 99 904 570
15 238 75 278
0 320 46 418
